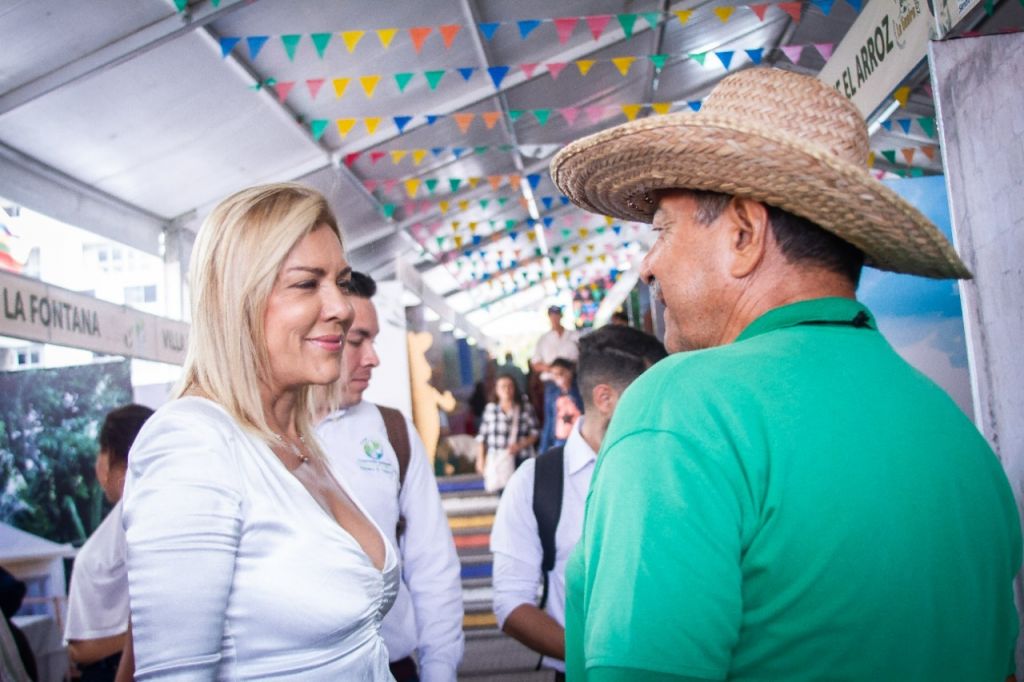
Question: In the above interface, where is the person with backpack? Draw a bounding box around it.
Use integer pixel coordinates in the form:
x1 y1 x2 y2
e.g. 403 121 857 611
489 326 666 678
315 271 464 682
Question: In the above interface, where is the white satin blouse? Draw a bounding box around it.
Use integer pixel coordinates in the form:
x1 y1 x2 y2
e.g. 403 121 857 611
122 397 398 681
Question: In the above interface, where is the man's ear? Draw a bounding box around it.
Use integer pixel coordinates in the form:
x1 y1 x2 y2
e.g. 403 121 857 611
725 197 770 278
591 383 616 419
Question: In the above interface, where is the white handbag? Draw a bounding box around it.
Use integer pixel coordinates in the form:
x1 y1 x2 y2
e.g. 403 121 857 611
482 406 520 493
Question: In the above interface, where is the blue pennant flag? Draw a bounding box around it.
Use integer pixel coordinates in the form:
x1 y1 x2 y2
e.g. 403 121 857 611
488 66 510 89
881 120 893 132
716 51 735 69
526 218 537 227
543 216 555 228
219 37 240 58
612 225 622 235
745 48 764 65
688 101 702 112
478 22 500 40
431 147 444 157
452 147 466 159
846 0 862 11
393 116 413 134
472 236 482 245
811 0 836 14
527 173 541 189
559 196 570 205
426 115 443 125
246 35 269 60
517 19 542 39
897 118 912 134
541 197 554 211
509 231 519 241
457 67 476 81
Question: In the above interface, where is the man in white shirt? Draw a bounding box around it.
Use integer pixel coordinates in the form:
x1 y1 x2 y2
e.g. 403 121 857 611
490 326 666 678
530 305 579 381
316 272 464 682
65 404 153 682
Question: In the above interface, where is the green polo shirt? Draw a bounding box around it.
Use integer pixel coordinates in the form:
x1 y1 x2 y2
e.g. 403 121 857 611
565 297 1020 682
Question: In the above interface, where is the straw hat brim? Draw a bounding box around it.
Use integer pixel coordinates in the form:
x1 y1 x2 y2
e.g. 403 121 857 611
550 112 969 279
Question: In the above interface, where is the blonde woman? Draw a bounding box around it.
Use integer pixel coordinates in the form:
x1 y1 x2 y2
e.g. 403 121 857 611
122 183 398 679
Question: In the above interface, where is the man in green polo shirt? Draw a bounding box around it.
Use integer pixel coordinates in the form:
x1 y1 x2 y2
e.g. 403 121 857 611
549 68 1021 681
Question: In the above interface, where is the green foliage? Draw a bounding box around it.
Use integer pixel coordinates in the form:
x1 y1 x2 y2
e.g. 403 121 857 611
0 360 132 545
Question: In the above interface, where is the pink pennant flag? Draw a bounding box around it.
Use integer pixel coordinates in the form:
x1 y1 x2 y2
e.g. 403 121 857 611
559 107 580 125
272 81 295 103
585 105 606 124
383 179 398 194
749 4 770 20
370 151 387 164
305 78 325 99
553 17 579 43
780 45 804 63
814 43 834 60
520 63 539 78
546 62 568 79
585 14 613 40
363 179 377 192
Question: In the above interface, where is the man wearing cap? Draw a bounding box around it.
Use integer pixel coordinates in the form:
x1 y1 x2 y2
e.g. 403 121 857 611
550 67 1021 681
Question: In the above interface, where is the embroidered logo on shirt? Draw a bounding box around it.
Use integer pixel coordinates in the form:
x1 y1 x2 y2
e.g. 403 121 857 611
362 438 384 460
358 436 395 475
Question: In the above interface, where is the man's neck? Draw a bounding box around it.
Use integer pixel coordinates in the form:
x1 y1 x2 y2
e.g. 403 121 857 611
579 414 606 455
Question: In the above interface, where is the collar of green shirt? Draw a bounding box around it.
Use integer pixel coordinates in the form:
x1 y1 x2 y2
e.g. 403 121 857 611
735 296 876 343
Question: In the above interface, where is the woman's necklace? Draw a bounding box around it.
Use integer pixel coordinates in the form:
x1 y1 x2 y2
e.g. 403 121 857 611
274 432 309 465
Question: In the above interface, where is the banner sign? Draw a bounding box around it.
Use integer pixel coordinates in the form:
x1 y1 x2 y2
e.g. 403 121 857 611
818 0 933 116
933 0 981 38
0 270 188 365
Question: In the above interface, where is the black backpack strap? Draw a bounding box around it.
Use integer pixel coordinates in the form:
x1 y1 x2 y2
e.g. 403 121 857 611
376 404 411 541
532 445 565 611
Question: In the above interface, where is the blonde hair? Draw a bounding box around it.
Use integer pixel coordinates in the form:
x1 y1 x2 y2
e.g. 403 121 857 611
174 182 342 457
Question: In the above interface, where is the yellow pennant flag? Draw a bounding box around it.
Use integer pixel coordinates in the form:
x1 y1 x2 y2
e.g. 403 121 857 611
404 178 420 198
527 232 537 242
600 254 607 262
336 118 357 137
604 216 614 225
868 151 876 168
611 56 636 76
586 256 593 263
458 200 470 211
713 7 735 22
621 103 642 121
359 75 381 99
439 200 450 214
390 150 408 164
651 102 672 115
451 221 461 231
579 228 590 238
454 235 464 248
587 243 596 252
575 59 596 76
364 117 381 134
376 28 398 48
340 30 365 52
412 149 427 165
467 177 481 189
468 222 477 232
893 86 911 107
332 77 351 98
674 10 694 25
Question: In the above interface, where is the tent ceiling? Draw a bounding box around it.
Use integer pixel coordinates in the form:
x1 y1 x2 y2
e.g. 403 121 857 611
0 0 1018 341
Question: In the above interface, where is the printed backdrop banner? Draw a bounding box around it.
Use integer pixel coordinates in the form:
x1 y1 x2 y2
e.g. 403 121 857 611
0 270 188 365
818 0 932 116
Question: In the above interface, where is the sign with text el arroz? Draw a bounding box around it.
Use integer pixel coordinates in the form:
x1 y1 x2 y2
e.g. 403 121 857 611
0 270 188 365
818 0 933 117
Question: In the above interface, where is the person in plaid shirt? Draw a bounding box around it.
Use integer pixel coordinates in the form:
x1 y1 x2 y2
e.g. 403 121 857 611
475 374 541 484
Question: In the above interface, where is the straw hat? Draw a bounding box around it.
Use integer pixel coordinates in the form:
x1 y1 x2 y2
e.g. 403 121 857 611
550 68 969 279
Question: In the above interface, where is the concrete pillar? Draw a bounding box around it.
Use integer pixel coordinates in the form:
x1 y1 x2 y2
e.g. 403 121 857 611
929 31 1024 672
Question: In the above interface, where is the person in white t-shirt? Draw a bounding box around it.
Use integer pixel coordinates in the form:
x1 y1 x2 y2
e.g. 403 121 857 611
530 306 579 381
315 271 464 682
65 404 153 682
490 326 666 678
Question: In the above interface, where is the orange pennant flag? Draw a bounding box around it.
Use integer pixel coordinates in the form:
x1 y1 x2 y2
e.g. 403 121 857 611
651 102 671 115
359 75 381 98
920 145 937 161
390 150 408 164
482 111 502 129
621 104 642 121
332 77 351 98
364 117 382 134
900 148 916 164
674 9 694 25
408 26 432 53
713 6 735 22
439 24 461 48
404 179 420 198
778 2 802 21
340 30 365 52
336 118 357 137
488 175 503 190
508 174 522 190
376 28 398 48
611 56 636 76
519 197 530 209
453 112 476 133
575 59 596 76
412 149 427 165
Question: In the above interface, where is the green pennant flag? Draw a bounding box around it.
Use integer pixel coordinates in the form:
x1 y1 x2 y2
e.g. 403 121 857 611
563 256 571 265
596 226 606 234
617 13 638 38
642 12 661 28
473 145 489 155
450 178 462 192
689 52 707 65
381 204 396 219
436 236 445 248
479 199 490 210
498 144 514 152
505 220 517 229
561 229 571 238
649 54 669 71
498 197 509 207
508 110 525 121
535 248 544 257
424 70 446 90
394 72 415 92
534 109 552 126
310 119 329 140
983 0 994 13
488 220 496 228
881 150 897 165
210 0 221 5
553 245 562 255
425 178 439 194
174 0 187 11
910 167 925 177
311 33 332 58
281 35 302 61
917 117 936 137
